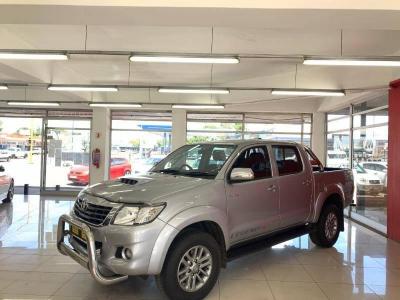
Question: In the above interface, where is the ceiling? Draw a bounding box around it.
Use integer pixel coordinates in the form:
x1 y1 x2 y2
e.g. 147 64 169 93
0 3 399 113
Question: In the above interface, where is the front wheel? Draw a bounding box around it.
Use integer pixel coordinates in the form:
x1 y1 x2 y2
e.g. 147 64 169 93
309 204 340 248
156 230 221 300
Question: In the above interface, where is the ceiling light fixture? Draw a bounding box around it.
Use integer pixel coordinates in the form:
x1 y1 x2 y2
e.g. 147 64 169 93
271 89 345 97
0 85 8 90
89 103 142 108
7 101 60 107
303 58 400 67
158 88 229 94
172 104 225 109
0 52 68 60
130 55 239 64
48 85 118 92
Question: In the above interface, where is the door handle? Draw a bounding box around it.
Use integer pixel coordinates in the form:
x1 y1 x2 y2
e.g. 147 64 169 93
302 180 312 185
267 185 277 192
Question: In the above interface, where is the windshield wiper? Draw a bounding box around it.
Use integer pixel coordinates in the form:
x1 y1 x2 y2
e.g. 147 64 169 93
183 171 216 177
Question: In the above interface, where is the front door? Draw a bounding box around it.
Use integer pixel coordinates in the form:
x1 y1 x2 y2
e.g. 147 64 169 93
272 145 313 228
226 145 280 245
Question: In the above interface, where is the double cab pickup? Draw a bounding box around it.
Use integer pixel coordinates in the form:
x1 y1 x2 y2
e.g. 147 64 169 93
57 140 354 300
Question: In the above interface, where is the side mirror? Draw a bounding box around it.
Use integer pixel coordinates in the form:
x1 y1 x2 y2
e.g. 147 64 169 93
230 168 254 182
0 166 5 172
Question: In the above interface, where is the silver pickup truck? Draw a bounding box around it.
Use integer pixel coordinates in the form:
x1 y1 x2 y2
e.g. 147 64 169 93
57 140 354 300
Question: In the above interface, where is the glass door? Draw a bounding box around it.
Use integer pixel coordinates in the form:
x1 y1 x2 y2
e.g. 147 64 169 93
43 119 91 191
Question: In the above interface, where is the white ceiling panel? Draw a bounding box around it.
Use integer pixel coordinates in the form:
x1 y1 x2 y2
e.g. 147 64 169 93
0 25 86 50
297 64 400 89
87 26 212 52
130 62 212 86
212 58 296 88
343 30 400 56
213 28 341 56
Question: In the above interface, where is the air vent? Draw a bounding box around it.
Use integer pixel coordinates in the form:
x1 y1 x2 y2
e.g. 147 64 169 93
120 178 138 185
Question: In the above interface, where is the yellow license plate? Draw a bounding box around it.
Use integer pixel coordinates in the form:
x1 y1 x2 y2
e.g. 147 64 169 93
70 224 87 241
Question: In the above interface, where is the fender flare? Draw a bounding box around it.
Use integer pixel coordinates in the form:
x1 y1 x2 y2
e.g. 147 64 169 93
311 183 346 224
147 206 229 274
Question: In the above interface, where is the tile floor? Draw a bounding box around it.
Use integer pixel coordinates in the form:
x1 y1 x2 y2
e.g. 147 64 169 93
0 195 399 299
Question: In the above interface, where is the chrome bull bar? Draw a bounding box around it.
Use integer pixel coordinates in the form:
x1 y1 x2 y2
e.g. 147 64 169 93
57 214 128 285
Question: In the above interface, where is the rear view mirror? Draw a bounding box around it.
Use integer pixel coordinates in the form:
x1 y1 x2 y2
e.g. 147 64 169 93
230 168 254 182
0 166 4 172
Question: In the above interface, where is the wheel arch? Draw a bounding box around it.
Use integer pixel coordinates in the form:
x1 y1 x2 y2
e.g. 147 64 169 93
148 206 229 274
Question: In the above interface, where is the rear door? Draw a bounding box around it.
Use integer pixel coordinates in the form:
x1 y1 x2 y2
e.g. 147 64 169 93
272 145 313 228
226 145 280 244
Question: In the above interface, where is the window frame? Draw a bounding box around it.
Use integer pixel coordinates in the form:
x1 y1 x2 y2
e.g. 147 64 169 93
271 144 304 177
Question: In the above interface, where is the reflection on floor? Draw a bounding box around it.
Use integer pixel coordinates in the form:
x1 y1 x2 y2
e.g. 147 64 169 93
0 195 399 299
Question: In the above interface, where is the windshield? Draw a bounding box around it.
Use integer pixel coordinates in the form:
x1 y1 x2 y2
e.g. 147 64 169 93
152 144 237 178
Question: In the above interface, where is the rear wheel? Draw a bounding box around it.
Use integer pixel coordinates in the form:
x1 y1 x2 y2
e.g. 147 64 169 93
309 204 340 248
156 230 221 300
124 170 131 175
3 180 14 203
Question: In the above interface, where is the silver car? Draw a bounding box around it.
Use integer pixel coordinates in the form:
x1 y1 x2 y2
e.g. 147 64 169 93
57 140 353 300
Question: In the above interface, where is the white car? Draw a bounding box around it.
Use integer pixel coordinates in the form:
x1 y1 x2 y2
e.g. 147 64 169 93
134 157 164 174
8 147 27 159
0 165 14 203
327 150 349 168
0 150 10 162
359 162 387 188
353 164 385 195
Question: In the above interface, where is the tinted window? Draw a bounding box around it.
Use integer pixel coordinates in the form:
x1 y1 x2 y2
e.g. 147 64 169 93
273 145 303 176
232 146 271 179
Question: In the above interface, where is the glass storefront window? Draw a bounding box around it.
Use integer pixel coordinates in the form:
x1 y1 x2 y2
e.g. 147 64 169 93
325 92 388 233
111 116 172 175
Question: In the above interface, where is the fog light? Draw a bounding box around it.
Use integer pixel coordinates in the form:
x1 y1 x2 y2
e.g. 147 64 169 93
122 247 132 260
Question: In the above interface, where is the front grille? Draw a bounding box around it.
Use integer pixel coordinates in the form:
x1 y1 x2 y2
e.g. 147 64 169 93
369 180 380 184
73 197 113 225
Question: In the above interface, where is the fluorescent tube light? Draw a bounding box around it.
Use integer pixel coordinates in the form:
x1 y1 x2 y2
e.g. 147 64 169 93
130 55 239 64
159 88 229 94
271 89 345 97
0 85 8 90
48 85 118 92
7 101 60 107
89 103 142 108
172 104 225 109
304 58 400 67
0 52 68 60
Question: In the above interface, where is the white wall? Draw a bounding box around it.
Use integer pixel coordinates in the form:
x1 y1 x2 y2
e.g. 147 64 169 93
311 112 326 165
171 109 187 150
89 107 111 185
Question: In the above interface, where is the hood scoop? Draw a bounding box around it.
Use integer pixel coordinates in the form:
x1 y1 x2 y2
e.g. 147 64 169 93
120 178 138 185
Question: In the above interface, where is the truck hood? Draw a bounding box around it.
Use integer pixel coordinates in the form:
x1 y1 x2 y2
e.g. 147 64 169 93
84 172 211 204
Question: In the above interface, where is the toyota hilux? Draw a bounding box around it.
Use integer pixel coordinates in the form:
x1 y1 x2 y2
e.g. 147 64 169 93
57 140 354 300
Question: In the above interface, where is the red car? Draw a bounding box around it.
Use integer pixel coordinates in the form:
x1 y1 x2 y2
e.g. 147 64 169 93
68 158 132 185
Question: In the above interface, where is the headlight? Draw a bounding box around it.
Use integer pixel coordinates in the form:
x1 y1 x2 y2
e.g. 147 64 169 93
112 204 165 225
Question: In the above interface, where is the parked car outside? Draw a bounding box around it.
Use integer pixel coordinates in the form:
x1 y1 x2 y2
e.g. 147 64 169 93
68 158 132 185
58 141 353 300
359 161 387 188
133 156 164 174
353 164 385 195
327 150 349 168
8 147 27 159
0 150 10 162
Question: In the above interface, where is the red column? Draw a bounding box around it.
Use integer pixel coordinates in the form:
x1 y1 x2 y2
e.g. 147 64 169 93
388 79 400 241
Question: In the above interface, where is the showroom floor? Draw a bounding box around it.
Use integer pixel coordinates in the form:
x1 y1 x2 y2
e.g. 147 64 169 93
0 195 399 300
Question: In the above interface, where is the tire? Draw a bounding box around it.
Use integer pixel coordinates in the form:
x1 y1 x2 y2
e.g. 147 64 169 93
309 204 340 248
156 230 221 300
3 180 14 203
124 170 131 175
